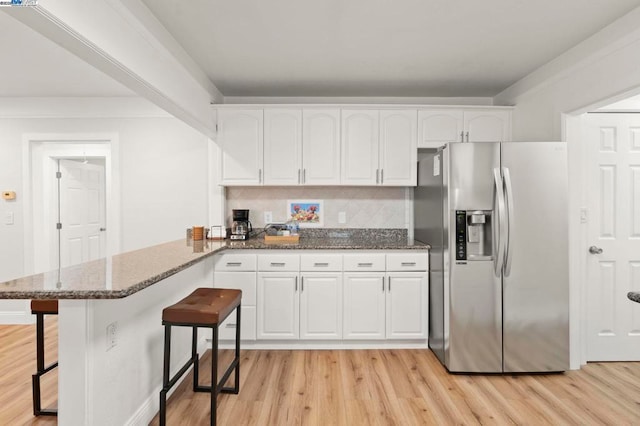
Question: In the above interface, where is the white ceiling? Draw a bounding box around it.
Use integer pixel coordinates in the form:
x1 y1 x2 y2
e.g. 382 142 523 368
1 1 640 100
141 0 640 97
0 12 133 97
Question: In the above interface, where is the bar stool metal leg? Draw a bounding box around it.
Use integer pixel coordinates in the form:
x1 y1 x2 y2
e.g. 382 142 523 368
159 324 171 426
191 327 199 391
32 312 58 416
211 325 219 426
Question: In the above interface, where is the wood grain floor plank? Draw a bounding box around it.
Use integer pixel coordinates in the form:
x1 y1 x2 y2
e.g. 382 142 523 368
3 320 640 425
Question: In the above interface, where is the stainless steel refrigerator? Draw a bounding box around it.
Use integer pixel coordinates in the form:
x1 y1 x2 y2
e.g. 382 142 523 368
415 142 569 373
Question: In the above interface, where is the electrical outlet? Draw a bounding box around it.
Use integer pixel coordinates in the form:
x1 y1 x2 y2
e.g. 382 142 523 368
106 321 118 351
338 211 346 224
264 211 273 224
4 212 14 225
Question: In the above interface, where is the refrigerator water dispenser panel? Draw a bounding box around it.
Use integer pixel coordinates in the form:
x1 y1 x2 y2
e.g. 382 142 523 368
455 210 493 261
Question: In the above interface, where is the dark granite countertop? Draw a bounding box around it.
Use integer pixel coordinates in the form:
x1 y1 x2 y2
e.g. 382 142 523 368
0 229 429 300
628 292 640 303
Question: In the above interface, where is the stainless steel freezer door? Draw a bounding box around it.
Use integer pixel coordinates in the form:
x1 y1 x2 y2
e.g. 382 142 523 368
448 142 500 210
501 142 569 372
446 142 502 373
448 260 503 372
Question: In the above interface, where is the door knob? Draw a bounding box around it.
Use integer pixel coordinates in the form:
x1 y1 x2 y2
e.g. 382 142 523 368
589 245 603 254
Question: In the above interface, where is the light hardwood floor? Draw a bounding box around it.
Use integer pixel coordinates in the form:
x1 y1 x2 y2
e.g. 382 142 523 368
2 319 640 425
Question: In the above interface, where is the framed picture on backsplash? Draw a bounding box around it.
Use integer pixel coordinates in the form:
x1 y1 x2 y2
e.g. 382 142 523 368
287 200 323 227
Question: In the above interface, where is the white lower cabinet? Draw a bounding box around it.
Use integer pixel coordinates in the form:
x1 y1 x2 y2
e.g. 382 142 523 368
257 272 299 339
212 253 258 341
257 254 343 340
386 273 428 339
300 272 343 339
344 252 428 340
223 250 427 343
343 272 428 340
343 272 386 339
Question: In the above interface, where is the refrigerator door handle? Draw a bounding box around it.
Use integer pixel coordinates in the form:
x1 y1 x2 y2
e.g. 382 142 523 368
502 167 515 277
493 168 507 276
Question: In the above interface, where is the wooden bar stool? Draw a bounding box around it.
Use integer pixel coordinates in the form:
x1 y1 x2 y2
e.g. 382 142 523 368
31 299 58 417
159 288 242 426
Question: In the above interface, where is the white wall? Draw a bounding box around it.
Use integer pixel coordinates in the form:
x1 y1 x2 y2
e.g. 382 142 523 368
494 7 640 139
0 99 211 322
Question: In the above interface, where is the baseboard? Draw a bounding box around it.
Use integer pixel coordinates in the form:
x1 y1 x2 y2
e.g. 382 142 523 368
214 339 429 350
125 336 209 426
0 311 33 325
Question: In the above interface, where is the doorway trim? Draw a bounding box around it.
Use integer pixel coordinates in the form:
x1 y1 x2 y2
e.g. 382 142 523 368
563 86 640 368
22 133 121 275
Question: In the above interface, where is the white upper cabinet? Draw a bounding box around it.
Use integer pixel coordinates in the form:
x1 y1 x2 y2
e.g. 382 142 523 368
418 108 511 148
379 110 417 186
341 109 379 185
263 109 302 185
418 109 463 148
342 109 417 186
217 106 511 185
463 109 511 142
302 109 341 185
218 109 264 185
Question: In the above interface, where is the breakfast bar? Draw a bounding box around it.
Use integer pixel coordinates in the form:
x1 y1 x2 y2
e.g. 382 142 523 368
0 230 428 425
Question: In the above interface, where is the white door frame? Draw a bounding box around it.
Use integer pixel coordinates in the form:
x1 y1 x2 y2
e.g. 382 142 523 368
22 134 121 275
563 87 640 369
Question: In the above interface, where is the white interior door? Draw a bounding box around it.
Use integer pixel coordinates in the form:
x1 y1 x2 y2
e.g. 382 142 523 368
585 113 640 361
58 159 106 268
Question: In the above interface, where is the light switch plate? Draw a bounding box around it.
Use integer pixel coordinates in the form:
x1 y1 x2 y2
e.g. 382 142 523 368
580 208 588 223
4 212 13 225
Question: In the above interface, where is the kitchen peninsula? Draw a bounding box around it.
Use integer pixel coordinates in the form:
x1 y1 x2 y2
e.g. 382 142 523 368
0 230 428 425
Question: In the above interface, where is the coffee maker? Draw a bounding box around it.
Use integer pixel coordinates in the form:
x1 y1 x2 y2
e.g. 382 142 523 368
230 209 252 240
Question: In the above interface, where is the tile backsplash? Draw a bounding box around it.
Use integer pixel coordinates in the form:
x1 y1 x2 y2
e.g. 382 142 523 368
226 187 409 229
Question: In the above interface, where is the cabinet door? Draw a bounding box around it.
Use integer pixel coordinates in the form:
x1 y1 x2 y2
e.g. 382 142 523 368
213 271 257 341
343 273 386 339
341 109 379 185
264 109 302 185
218 109 264 185
463 110 511 142
302 109 341 185
379 109 417 186
300 273 342 339
257 272 299 339
417 109 463 148
386 273 428 339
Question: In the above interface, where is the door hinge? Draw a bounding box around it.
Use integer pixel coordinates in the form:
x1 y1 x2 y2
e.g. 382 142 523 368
56 223 62 230
56 171 62 179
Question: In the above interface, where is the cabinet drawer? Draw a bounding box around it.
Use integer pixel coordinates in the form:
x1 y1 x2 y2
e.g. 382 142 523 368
213 271 256 305
258 254 300 271
343 253 386 272
219 306 256 341
300 254 342 271
213 253 256 271
386 253 428 271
